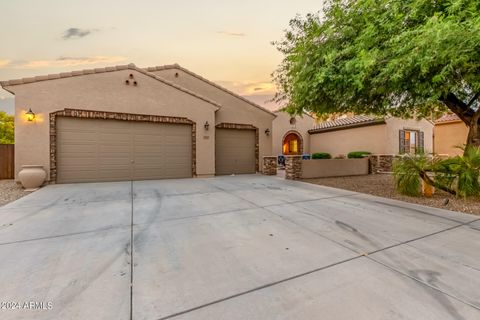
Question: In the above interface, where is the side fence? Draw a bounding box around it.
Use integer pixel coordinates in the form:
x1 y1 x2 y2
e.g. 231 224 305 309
0 144 14 179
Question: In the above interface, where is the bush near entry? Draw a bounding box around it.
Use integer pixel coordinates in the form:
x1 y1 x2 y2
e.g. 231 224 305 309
348 151 371 159
312 152 332 159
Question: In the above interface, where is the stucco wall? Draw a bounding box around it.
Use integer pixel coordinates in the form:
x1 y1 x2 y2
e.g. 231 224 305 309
309 124 388 157
301 158 369 178
434 121 469 156
6 69 218 180
272 111 314 156
150 68 275 162
384 117 434 154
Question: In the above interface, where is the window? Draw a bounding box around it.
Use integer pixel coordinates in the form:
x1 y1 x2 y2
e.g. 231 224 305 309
405 131 417 154
399 130 424 154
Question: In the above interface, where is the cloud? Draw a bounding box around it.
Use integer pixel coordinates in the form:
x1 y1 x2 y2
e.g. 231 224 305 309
217 31 246 37
17 56 127 69
62 28 99 40
0 59 11 68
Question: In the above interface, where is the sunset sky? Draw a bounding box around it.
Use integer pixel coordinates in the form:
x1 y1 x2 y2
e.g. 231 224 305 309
0 0 323 114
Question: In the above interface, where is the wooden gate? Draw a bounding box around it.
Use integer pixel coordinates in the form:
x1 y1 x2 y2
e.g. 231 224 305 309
0 144 14 179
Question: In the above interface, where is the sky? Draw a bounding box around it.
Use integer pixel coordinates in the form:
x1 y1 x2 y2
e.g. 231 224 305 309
0 0 324 114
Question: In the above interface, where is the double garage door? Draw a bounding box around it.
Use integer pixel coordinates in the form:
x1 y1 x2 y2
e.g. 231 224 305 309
56 117 192 183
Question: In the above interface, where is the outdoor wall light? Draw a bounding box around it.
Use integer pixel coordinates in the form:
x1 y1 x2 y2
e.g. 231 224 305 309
25 108 35 122
204 121 210 130
265 128 270 136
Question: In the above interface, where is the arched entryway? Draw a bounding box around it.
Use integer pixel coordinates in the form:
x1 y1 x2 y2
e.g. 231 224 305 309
282 131 303 155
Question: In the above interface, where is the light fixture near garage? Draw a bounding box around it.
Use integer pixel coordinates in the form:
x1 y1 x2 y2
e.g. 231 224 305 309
265 128 270 136
204 121 210 130
25 108 36 122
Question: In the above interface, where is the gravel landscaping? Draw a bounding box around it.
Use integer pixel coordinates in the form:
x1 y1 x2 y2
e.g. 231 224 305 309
303 174 480 216
0 180 29 207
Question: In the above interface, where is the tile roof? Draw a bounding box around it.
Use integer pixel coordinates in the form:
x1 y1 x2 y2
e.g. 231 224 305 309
309 115 385 134
144 64 276 116
0 63 222 109
435 113 461 123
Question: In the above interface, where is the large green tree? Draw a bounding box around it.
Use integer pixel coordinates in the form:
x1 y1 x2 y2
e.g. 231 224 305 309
274 0 480 149
0 111 14 144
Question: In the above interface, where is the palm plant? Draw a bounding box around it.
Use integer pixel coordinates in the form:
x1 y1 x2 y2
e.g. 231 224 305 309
435 147 480 198
393 154 430 196
393 147 480 198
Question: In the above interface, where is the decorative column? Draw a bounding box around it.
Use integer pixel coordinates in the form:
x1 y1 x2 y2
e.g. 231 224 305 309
262 156 277 175
285 155 302 180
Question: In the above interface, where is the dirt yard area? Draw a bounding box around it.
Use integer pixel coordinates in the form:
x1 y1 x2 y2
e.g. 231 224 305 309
303 174 480 216
0 180 29 207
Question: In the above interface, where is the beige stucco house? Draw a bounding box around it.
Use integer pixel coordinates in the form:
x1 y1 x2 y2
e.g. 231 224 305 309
0 63 275 183
434 114 469 156
307 115 434 157
272 111 315 156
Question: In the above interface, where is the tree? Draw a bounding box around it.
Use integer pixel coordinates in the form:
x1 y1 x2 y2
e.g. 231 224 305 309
0 111 14 144
274 0 480 149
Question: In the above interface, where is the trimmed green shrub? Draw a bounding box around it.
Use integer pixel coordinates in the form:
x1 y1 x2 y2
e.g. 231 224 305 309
347 151 371 159
312 152 332 159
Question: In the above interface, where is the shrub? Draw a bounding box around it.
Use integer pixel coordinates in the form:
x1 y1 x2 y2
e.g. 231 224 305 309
393 154 430 196
433 147 480 198
347 151 371 159
392 147 480 198
312 152 332 159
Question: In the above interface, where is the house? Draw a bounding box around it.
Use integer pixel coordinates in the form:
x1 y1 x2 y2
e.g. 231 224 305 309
308 115 434 156
434 113 468 156
272 111 315 156
0 63 275 183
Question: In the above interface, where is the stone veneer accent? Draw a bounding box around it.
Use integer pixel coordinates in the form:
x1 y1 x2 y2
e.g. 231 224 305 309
282 130 304 155
262 156 277 176
285 155 302 180
49 108 196 183
368 154 399 173
216 123 260 172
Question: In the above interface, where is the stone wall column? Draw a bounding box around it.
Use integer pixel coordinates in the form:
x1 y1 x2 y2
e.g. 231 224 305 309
285 155 302 180
262 156 277 176
369 154 397 173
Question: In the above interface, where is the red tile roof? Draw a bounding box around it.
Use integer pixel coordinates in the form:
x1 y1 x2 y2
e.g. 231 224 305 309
435 113 461 123
309 115 385 134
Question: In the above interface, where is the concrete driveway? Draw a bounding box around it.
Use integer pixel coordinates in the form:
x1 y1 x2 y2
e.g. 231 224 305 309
1 175 480 320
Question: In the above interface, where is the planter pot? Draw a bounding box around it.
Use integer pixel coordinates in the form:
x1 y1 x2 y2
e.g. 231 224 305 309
18 165 46 191
421 179 435 197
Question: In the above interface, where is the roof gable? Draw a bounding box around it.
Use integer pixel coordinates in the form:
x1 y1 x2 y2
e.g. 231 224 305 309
144 64 276 117
0 63 221 110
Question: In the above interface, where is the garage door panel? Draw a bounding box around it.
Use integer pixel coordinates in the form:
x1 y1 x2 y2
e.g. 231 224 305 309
56 117 192 183
215 128 256 175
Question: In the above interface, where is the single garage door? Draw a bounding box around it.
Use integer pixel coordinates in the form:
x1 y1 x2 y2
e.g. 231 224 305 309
215 128 256 175
56 117 192 183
